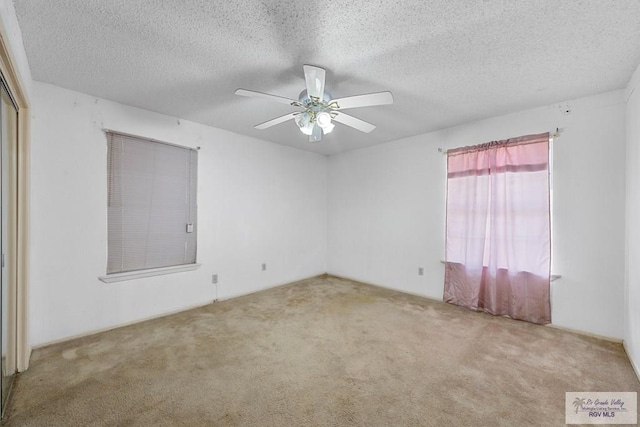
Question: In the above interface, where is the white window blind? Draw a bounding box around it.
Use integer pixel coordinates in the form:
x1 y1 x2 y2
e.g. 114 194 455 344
106 132 197 274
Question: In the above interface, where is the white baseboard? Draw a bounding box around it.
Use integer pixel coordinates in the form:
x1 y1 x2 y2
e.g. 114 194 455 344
31 271 634 382
216 273 327 302
31 300 214 351
326 272 443 302
31 273 327 353
327 273 625 343
623 340 640 383
545 324 622 343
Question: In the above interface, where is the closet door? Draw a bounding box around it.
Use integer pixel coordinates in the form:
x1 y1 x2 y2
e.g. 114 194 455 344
0 82 17 417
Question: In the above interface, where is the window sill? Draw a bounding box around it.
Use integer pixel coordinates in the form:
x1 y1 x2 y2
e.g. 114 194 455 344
98 263 201 283
439 261 561 281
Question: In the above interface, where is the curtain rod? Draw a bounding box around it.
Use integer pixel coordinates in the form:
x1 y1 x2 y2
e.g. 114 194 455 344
438 128 562 155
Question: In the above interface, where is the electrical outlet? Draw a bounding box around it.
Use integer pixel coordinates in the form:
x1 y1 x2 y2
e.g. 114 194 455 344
418 267 424 276
212 274 218 284
262 263 267 271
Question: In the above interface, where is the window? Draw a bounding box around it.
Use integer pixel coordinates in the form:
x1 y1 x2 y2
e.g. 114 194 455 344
443 132 550 324
104 131 198 279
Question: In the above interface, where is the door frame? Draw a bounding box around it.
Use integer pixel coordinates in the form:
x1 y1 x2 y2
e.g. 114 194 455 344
0 23 31 371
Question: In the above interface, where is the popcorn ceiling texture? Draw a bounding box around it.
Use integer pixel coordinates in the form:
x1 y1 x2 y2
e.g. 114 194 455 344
13 0 640 155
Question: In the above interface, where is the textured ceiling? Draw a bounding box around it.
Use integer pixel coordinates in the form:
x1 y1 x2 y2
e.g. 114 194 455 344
13 0 640 155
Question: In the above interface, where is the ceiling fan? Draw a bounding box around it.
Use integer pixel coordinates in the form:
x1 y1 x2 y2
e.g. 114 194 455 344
235 65 394 142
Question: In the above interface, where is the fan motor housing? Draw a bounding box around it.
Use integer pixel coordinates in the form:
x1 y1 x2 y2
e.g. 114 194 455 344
298 90 332 107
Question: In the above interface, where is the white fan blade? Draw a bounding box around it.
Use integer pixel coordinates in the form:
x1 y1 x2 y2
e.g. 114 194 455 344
303 65 326 100
332 112 376 133
309 124 323 142
235 89 299 106
330 91 394 110
254 112 299 130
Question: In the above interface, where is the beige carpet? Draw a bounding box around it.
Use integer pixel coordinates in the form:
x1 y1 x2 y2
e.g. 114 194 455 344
4 275 639 426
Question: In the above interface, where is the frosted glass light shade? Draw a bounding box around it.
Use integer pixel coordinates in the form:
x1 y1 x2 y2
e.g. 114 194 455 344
316 112 334 134
295 112 314 135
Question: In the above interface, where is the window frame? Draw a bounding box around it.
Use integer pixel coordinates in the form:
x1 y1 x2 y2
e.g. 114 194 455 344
442 138 560 281
98 130 199 283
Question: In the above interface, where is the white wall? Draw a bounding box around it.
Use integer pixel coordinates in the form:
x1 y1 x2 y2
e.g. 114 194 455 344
625 62 640 376
30 82 327 346
328 90 627 339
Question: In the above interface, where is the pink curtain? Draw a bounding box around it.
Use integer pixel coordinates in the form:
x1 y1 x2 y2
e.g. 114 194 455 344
444 133 551 324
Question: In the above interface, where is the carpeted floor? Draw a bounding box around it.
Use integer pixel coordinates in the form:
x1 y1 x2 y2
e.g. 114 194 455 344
4 275 639 426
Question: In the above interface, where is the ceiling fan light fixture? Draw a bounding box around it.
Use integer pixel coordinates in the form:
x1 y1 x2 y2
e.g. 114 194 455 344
300 124 314 135
295 112 314 135
236 65 394 142
321 122 334 134
316 111 334 134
